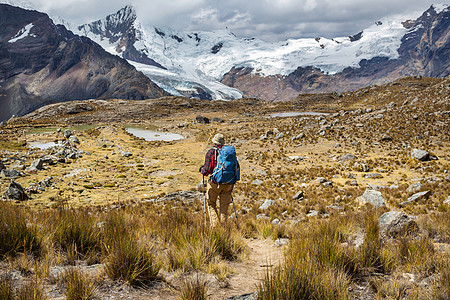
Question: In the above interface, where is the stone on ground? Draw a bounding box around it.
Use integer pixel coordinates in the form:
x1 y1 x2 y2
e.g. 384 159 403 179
379 211 418 237
356 189 386 207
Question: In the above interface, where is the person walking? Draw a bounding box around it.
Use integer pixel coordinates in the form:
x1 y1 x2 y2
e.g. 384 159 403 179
199 133 240 227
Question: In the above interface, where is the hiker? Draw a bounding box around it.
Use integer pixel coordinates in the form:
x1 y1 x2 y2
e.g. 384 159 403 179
199 133 240 227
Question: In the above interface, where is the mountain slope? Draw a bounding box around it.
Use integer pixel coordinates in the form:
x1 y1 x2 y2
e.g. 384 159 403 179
0 4 168 121
72 4 449 102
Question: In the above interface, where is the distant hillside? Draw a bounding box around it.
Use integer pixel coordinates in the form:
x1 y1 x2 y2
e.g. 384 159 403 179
0 4 169 121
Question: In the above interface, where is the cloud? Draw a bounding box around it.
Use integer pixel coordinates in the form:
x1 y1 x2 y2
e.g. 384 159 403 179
19 0 442 41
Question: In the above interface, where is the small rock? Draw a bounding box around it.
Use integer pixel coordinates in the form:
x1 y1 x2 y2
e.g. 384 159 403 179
379 211 418 237
347 179 358 186
272 218 280 225
274 238 289 247
411 149 430 161
5 180 28 201
315 177 326 184
400 190 431 206
64 129 72 138
364 173 383 179
251 179 263 186
274 132 284 140
306 210 319 217
29 158 44 171
121 151 133 158
69 135 80 144
357 189 386 207
259 199 275 210
444 196 450 205
196 115 210 124
292 191 304 200
322 181 333 187
292 133 305 140
225 292 258 300
211 117 224 123
256 214 270 220
337 153 356 162
406 182 422 193
380 134 393 141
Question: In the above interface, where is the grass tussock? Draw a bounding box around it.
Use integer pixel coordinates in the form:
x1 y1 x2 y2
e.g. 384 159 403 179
104 213 160 286
15 278 47 300
179 275 208 300
0 202 41 259
63 268 95 300
46 209 102 262
0 276 14 300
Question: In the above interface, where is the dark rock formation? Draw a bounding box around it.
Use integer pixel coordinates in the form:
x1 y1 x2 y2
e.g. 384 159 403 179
0 4 169 121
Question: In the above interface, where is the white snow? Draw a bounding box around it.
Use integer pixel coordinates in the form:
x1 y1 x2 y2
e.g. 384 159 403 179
432 3 449 14
0 0 34 9
62 4 449 100
8 23 35 43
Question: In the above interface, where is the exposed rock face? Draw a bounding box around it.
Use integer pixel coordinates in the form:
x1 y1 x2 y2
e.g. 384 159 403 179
0 4 169 121
379 211 418 237
221 6 449 101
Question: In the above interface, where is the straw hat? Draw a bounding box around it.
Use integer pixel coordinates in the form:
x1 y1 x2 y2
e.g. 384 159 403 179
211 133 225 145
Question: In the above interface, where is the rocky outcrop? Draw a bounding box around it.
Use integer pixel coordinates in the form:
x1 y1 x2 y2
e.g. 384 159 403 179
0 4 169 121
379 211 418 237
221 6 449 101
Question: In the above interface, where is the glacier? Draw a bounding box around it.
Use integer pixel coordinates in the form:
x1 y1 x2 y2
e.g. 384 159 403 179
68 5 416 100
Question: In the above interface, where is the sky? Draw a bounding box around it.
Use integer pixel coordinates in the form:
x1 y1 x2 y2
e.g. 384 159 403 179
6 0 448 41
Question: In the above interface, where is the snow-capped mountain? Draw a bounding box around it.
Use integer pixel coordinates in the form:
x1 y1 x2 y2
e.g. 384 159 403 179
67 3 449 101
0 4 167 121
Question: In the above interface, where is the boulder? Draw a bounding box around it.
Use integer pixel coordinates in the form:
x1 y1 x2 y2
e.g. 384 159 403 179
379 211 418 237
1 169 21 179
29 158 44 171
196 115 210 124
411 149 430 161
400 190 431 206
64 129 72 138
356 189 386 207
259 199 275 210
5 181 28 201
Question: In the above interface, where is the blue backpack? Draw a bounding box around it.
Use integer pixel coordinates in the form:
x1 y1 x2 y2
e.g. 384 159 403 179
211 145 240 184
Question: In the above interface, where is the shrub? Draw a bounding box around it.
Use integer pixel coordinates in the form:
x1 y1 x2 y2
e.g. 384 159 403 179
0 202 41 259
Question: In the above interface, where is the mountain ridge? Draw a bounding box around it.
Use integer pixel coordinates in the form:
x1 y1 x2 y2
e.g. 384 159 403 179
67 3 449 101
0 4 169 121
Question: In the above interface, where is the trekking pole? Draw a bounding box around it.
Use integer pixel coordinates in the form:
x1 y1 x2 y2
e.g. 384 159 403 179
202 175 207 226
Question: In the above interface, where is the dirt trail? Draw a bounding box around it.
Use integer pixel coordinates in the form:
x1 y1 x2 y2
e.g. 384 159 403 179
209 238 285 299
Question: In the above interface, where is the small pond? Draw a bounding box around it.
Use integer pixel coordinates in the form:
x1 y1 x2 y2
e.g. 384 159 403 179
125 127 184 142
28 141 63 150
268 112 330 118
